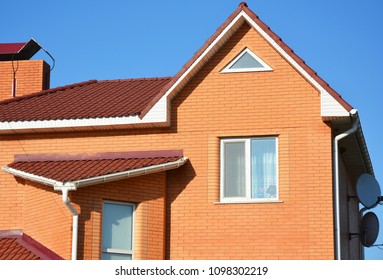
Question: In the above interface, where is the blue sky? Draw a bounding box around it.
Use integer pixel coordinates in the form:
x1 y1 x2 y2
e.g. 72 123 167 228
1 0 382 259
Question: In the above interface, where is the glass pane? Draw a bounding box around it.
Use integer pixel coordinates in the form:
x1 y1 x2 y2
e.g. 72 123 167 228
102 252 132 260
230 52 264 69
102 203 133 251
224 142 246 197
251 138 277 198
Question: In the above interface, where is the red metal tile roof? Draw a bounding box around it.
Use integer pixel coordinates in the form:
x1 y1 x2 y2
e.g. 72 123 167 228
0 77 171 122
0 230 63 260
7 150 183 182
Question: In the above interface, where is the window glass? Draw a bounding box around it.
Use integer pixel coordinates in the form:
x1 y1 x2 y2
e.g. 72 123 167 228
251 138 277 199
101 253 132 260
221 48 272 73
224 141 246 197
221 137 278 202
102 202 133 260
229 52 264 69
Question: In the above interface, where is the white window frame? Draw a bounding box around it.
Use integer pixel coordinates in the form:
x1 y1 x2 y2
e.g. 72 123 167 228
220 137 278 203
220 47 273 73
101 200 135 260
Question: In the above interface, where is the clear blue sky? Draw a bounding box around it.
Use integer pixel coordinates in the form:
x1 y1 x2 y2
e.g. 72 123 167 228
1 0 382 259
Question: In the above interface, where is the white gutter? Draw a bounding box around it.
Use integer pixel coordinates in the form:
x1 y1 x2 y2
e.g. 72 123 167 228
71 157 188 188
1 166 62 187
333 108 359 260
2 157 188 190
58 187 78 260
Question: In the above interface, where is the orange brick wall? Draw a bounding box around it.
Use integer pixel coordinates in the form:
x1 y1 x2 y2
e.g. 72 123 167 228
0 22 335 259
0 159 167 260
0 60 50 101
71 173 167 260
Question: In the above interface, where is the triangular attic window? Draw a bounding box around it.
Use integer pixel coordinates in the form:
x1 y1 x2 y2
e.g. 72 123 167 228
221 48 272 73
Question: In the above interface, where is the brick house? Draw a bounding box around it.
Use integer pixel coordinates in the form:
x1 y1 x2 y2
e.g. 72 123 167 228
0 3 374 260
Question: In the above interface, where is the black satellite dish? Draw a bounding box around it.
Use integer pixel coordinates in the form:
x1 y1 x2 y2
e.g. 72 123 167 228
360 212 379 247
356 174 381 209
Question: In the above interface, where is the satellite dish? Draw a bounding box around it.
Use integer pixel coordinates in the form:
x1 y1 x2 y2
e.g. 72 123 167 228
356 174 381 209
360 212 379 247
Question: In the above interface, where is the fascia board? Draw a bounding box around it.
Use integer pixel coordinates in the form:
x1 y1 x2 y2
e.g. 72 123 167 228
0 106 168 133
2 157 188 189
240 11 350 117
2 166 62 187
149 12 246 107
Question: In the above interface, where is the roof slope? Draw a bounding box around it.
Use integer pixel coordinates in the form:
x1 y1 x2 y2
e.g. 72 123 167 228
0 230 63 260
0 77 171 122
139 2 353 119
5 150 184 183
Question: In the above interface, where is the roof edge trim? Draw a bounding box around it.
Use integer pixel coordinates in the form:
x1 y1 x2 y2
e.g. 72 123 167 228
2 166 62 187
139 6 248 119
0 114 168 134
13 150 184 163
71 156 188 188
353 111 374 175
239 11 353 116
2 157 188 189
141 5 353 120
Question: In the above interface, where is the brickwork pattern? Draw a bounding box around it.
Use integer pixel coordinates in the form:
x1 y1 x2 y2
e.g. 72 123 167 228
0 60 49 101
0 23 335 259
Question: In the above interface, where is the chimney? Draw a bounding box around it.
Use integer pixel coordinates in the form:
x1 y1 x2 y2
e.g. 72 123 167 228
0 39 50 101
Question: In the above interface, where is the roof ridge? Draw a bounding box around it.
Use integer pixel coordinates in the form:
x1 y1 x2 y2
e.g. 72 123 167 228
13 150 183 163
240 5 352 111
138 2 352 118
0 80 98 105
97 76 173 83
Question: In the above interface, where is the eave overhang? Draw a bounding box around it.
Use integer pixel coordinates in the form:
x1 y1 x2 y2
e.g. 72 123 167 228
331 112 374 183
2 151 188 189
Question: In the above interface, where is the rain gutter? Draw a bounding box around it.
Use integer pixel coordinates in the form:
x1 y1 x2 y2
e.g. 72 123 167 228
333 109 359 260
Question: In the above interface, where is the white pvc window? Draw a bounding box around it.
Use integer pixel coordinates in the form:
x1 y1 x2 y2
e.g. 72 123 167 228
220 137 278 202
101 201 134 260
221 48 272 73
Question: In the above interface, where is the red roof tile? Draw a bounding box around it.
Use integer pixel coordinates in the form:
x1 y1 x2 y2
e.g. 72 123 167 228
0 77 171 122
7 150 183 182
0 230 63 260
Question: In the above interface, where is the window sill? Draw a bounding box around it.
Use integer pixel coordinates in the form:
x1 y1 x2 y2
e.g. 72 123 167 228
214 200 284 205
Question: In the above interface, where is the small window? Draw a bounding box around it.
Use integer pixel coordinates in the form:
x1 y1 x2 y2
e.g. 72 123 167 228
101 201 134 260
221 48 272 73
220 137 278 202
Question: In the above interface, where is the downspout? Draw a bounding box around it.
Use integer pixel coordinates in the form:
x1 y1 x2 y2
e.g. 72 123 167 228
333 108 359 260
59 187 78 260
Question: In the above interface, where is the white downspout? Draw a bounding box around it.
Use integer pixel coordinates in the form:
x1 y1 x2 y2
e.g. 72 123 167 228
333 109 359 260
60 187 78 260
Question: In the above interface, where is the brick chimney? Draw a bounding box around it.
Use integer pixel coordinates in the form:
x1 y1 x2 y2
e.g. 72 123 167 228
0 39 50 101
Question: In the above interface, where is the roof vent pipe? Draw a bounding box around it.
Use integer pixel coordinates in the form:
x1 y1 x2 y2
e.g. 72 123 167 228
333 108 359 260
59 187 78 260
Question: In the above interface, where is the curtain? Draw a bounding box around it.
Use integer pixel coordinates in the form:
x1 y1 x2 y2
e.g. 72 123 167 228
251 138 276 198
224 141 246 197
